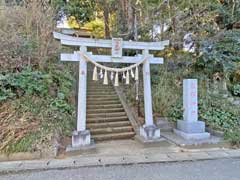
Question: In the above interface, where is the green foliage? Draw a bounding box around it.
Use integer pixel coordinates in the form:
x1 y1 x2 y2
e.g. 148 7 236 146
0 89 15 102
0 68 52 102
233 84 240 96
53 0 96 23
49 65 74 97
198 98 240 145
213 0 240 28
168 99 183 121
151 65 181 116
84 19 105 38
197 30 240 74
201 105 239 131
51 98 73 113
13 69 52 96
225 129 240 146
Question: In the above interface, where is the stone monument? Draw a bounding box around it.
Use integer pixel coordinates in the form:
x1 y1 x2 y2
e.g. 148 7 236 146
174 79 210 140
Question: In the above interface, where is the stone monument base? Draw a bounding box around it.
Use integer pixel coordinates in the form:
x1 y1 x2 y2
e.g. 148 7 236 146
139 124 161 141
174 129 210 140
66 130 95 152
174 120 210 140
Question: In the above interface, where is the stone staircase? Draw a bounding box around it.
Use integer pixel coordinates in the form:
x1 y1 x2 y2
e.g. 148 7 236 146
87 74 135 141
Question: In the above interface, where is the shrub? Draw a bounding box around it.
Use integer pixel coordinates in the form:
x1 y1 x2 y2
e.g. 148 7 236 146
233 84 240 96
0 68 52 102
201 106 239 131
225 129 240 147
0 1 58 70
152 65 181 117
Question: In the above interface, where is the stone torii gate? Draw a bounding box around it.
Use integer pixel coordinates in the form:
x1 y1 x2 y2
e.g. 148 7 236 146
53 32 169 149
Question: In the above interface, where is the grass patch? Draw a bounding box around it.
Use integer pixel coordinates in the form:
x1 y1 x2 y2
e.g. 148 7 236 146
4 132 41 154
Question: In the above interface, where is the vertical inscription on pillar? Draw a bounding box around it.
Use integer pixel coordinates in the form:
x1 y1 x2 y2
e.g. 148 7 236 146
183 79 198 122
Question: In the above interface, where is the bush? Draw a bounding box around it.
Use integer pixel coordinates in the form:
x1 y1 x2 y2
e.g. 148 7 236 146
0 1 58 70
225 129 240 147
201 106 239 131
152 65 181 117
168 99 183 121
233 84 240 96
0 68 52 102
0 65 76 153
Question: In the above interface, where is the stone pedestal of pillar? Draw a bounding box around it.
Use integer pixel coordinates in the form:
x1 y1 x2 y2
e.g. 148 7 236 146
72 130 91 147
174 79 210 140
66 130 95 152
140 124 161 140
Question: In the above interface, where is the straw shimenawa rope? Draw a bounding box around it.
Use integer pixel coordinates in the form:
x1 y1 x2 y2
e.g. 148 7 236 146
80 51 150 86
80 52 150 72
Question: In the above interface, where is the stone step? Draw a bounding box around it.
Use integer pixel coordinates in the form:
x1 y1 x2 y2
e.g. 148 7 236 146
87 100 121 105
87 94 118 98
87 112 126 118
88 81 113 84
88 86 114 89
88 91 115 94
88 84 114 87
87 104 123 109
88 89 114 92
88 89 115 92
87 108 125 113
87 96 119 101
92 132 135 141
88 88 114 91
87 116 128 123
90 126 133 135
87 69 135 141
88 92 116 96
160 127 174 132
87 121 131 129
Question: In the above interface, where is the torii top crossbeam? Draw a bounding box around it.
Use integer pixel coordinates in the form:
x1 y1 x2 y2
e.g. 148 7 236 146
53 32 169 51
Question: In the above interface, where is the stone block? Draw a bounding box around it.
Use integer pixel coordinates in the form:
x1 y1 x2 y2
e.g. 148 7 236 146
177 120 206 133
66 130 96 153
72 130 91 147
66 140 96 154
174 129 210 140
139 124 160 140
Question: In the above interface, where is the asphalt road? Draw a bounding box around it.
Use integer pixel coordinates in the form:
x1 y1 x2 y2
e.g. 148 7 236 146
0 159 240 180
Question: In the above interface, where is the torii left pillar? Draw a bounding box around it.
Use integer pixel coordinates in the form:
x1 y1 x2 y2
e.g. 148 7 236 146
138 50 161 142
68 46 94 151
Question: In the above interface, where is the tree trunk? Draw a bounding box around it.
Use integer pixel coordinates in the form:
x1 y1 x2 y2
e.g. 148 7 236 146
127 0 134 38
103 4 110 39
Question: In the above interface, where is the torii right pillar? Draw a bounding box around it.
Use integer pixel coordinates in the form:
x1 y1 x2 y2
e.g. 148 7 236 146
174 79 210 140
